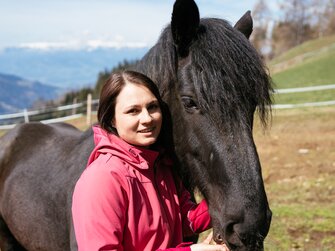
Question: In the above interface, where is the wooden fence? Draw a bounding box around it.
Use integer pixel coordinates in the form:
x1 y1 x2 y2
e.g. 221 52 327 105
0 94 98 130
1 84 335 130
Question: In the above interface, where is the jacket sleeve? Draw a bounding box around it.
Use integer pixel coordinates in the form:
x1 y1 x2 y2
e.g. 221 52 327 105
72 157 129 251
178 183 212 237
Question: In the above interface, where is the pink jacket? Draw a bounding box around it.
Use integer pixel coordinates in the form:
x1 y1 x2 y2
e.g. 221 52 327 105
72 126 211 251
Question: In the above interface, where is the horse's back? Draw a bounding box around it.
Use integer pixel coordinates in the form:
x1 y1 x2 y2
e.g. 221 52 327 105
0 122 83 186
0 122 93 251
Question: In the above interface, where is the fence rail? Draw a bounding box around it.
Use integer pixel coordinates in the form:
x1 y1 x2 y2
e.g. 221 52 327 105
272 100 335 109
1 84 335 130
274 83 335 94
0 97 99 130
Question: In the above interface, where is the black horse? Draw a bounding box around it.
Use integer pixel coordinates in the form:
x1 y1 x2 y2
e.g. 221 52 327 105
0 0 272 250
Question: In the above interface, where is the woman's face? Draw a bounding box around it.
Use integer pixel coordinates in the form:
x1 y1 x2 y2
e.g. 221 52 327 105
113 82 162 147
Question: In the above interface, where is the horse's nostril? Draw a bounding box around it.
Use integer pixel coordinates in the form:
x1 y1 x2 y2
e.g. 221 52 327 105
223 222 244 248
214 233 224 244
225 220 236 237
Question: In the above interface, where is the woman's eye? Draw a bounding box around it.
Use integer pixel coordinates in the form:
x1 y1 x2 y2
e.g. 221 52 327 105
126 109 138 114
148 104 159 111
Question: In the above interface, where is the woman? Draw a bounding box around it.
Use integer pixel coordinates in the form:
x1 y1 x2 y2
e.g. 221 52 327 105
72 71 228 251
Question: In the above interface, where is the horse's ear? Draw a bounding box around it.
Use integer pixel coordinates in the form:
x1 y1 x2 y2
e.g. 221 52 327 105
171 0 200 57
234 10 253 39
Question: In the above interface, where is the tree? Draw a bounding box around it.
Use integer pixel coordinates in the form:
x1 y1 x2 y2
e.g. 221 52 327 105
93 69 111 98
251 0 272 59
271 21 296 56
271 0 315 57
93 59 140 97
282 0 313 45
319 0 335 36
311 0 329 37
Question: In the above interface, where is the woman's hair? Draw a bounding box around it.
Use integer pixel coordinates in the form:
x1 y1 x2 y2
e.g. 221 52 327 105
97 70 173 149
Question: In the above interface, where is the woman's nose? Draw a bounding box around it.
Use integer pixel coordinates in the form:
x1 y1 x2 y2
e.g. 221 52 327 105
140 109 153 123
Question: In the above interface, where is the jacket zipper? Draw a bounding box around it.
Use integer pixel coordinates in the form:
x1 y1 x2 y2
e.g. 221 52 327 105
153 157 173 236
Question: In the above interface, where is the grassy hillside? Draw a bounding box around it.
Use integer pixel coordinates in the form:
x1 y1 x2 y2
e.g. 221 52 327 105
270 35 335 66
269 35 335 105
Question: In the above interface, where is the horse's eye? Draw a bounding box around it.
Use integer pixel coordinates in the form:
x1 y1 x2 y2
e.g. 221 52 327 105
181 96 198 111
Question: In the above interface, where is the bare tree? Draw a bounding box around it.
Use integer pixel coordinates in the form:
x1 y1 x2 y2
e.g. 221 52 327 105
310 0 335 37
271 21 296 57
251 0 272 59
271 0 316 57
280 0 313 45
324 0 335 35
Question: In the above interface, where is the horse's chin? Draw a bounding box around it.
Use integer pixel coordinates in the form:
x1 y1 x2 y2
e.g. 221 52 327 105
213 227 264 251
228 241 265 251
224 242 264 251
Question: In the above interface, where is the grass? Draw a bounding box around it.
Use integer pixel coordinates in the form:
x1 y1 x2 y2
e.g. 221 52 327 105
271 49 335 89
254 107 335 251
265 177 335 250
268 35 335 106
273 89 335 104
270 35 335 65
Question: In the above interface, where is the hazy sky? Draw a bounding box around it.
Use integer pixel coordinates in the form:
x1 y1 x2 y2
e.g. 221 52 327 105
0 0 279 50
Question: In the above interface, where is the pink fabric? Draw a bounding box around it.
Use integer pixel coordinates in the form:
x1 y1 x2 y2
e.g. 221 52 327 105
72 126 211 251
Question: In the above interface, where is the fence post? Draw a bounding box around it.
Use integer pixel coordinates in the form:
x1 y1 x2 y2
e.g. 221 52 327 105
72 98 78 115
86 93 92 126
23 109 29 123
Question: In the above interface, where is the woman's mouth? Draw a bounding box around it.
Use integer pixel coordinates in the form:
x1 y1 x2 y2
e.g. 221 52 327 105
138 127 155 133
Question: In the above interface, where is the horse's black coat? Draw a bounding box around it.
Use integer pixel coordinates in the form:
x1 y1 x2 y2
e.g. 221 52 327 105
0 1 272 250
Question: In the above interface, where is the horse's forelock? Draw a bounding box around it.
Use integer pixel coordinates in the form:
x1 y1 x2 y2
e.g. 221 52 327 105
189 18 273 127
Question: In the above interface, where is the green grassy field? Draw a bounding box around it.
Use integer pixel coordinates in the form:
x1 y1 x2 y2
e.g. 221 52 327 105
271 50 335 88
274 89 335 104
261 35 335 249
270 35 335 105
270 35 335 66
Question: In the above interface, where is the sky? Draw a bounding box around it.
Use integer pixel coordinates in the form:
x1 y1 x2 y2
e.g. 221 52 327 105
0 0 279 51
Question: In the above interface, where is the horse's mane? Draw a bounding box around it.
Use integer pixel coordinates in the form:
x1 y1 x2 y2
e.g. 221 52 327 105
193 18 273 127
136 18 273 127
135 25 177 97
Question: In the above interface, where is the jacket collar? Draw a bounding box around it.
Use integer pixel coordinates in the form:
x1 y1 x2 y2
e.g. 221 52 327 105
88 126 160 170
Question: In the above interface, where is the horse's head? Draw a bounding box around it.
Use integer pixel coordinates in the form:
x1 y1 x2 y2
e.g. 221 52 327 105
137 0 272 250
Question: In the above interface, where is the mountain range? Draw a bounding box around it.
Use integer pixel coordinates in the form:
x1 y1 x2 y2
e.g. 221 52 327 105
0 47 149 89
0 73 61 114
0 46 149 114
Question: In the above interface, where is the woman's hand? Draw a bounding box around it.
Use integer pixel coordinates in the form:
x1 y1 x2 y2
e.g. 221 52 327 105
190 232 229 251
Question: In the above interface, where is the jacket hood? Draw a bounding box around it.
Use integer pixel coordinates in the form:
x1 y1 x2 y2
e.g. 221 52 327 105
87 126 160 170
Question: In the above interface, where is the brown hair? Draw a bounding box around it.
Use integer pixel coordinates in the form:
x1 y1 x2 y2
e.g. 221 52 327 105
97 70 172 149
